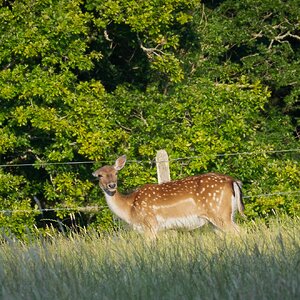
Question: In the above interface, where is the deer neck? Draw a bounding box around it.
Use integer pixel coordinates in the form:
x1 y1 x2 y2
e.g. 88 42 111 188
103 190 133 224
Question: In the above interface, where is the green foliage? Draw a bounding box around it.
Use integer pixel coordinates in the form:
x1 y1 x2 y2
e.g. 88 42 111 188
0 0 299 236
0 0 119 234
111 78 269 161
0 170 38 237
185 0 300 112
86 0 197 86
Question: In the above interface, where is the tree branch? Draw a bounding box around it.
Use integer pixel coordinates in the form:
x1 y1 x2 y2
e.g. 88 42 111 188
136 34 166 58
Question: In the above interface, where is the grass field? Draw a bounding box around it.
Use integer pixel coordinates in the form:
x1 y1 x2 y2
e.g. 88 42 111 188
0 217 299 300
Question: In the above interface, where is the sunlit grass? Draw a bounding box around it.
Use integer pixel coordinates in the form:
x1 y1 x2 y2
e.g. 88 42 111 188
0 217 299 300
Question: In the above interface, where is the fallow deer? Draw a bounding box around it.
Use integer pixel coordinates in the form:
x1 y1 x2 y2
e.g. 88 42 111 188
93 155 245 239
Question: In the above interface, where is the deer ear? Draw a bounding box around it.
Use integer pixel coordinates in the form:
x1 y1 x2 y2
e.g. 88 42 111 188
114 155 127 171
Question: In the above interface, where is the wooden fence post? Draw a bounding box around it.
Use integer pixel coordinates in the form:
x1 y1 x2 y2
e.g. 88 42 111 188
156 149 171 184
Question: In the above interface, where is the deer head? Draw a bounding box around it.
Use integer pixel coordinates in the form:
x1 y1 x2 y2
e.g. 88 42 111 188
92 155 126 195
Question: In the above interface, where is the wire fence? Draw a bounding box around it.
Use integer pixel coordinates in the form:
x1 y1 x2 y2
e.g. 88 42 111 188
1 190 300 215
0 148 299 168
0 147 299 215
0 206 102 214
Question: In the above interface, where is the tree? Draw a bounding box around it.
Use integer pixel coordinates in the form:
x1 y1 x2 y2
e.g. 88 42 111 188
183 0 300 119
85 0 198 88
0 0 118 235
0 0 299 237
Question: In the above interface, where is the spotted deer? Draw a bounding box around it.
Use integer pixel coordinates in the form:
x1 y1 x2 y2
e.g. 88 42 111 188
93 155 245 239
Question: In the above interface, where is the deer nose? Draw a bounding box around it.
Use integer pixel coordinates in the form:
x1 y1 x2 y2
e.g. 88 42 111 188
108 183 116 189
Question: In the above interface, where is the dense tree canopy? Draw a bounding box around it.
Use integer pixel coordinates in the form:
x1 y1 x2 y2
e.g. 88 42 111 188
0 0 299 236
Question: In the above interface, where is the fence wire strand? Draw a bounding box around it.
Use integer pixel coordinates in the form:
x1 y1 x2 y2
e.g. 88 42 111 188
1 190 300 215
0 148 299 168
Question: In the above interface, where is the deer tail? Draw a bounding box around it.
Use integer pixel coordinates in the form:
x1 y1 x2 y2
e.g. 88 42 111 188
233 180 246 218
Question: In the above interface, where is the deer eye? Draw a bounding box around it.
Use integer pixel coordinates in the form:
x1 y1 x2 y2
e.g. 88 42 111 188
98 174 103 178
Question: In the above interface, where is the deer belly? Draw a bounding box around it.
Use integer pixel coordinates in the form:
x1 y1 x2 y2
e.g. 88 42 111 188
156 215 206 230
152 197 203 230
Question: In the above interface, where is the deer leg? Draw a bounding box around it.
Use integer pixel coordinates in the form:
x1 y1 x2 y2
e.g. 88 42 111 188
144 229 158 241
222 222 240 234
143 216 159 241
208 217 240 234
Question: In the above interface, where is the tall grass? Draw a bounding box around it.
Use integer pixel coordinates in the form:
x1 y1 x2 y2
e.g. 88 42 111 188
0 217 299 300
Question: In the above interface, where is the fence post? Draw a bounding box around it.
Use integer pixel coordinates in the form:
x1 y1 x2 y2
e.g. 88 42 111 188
156 149 171 184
